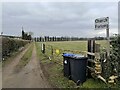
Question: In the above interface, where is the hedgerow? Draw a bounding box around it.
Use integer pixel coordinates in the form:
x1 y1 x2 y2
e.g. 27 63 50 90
2 37 30 59
110 35 120 76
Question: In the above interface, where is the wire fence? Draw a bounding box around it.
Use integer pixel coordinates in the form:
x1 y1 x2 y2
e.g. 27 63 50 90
41 44 88 66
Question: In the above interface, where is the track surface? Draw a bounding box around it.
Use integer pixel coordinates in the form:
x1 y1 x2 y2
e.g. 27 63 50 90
3 43 51 88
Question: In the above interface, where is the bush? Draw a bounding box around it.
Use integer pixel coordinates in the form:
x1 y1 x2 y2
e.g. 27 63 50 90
2 37 30 59
110 35 120 75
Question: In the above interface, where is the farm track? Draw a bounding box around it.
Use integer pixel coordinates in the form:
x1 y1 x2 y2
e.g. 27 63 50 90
2 43 51 88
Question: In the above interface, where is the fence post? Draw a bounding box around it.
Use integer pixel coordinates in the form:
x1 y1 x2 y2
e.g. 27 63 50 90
88 39 95 59
41 43 45 54
94 44 102 74
87 39 95 78
95 44 100 53
51 46 53 57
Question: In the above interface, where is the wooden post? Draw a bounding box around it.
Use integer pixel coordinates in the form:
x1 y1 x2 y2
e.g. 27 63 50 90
41 43 45 54
95 44 101 74
95 44 100 53
87 39 95 78
88 39 95 59
51 46 53 56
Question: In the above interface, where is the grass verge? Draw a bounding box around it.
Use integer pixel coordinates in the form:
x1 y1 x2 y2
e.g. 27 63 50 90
35 42 76 88
15 43 33 72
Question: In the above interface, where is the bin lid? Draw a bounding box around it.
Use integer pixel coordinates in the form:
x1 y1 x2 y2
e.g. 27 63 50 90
63 53 75 57
73 54 88 60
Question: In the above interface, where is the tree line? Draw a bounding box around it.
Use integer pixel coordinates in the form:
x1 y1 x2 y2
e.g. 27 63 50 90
34 36 107 42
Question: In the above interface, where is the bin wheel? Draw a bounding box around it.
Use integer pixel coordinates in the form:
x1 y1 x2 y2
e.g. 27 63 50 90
68 75 71 80
76 80 81 86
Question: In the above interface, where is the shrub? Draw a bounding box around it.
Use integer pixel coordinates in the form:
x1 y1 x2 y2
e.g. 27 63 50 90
2 37 30 59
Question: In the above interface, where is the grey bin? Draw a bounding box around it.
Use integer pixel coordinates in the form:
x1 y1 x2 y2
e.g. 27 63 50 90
63 53 75 79
70 54 88 85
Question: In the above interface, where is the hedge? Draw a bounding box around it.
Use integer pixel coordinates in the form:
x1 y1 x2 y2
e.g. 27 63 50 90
2 37 30 59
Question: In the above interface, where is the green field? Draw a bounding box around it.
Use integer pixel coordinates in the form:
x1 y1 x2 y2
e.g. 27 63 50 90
44 41 87 51
36 40 109 88
42 40 107 51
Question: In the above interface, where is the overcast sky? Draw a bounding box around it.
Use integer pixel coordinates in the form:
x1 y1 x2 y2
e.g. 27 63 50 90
2 2 118 37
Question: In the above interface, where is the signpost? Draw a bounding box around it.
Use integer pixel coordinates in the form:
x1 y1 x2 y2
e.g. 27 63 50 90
95 17 110 58
95 17 109 30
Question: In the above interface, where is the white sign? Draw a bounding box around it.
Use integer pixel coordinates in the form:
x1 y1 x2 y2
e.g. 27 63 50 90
95 17 109 30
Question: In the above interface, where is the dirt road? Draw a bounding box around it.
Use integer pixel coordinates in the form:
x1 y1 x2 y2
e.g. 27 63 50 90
3 43 51 88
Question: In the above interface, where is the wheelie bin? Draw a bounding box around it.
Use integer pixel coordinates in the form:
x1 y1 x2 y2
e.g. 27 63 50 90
70 54 88 85
63 53 74 79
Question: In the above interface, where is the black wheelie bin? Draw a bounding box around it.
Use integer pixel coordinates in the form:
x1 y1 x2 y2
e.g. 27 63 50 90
63 53 75 79
70 54 88 85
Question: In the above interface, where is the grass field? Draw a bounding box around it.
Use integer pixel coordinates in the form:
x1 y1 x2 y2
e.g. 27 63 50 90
44 41 87 51
36 40 110 88
44 40 107 50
